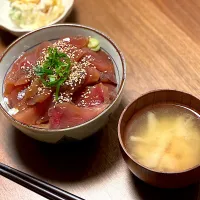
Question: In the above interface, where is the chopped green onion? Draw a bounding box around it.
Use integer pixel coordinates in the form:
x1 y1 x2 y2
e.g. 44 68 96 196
55 79 65 100
48 75 56 82
34 47 71 100
35 66 53 76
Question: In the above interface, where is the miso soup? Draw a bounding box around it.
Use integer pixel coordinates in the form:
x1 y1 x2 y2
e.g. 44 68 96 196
124 103 200 173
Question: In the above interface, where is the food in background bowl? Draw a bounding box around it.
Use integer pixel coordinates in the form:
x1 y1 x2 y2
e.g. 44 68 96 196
9 0 64 30
4 36 117 129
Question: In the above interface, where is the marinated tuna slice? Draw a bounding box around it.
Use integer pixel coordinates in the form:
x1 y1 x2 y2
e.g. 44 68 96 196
14 96 53 125
65 48 85 62
75 83 109 107
23 79 40 100
14 107 39 125
84 66 100 86
35 96 54 124
4 51 34 94
100 71 117 85
48 103 108 129
24 79 52 105
4 42 52 95
14 73 30 86
53 38 86 62
26 88 52 106
62 36 89 48
10 79 52 110
60 63 87 93
35 41 53 59
6 85 27 108
103 83 117 101
81 48 115 73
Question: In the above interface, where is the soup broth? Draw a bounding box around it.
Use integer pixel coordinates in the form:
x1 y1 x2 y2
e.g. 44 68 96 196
125 103 200 173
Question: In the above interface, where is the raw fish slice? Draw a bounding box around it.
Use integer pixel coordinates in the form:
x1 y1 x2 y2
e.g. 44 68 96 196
65 48 85 62
14 73 30 86
48 102 108 129
5 85 27 108
103 83 117 101
74 83 109 107
13 96 53 125
100 71 117 84
60 65 86 93
35 96 54 124
10 79 52 110
4 42 53 95
84 66 100 86
34 41 53 59
14 107 39 125
4 51 34 94
54 37 88 62
26 88 52 106
24 79 52 105
23 79 40 99
81 48 115 73
62 36 89 48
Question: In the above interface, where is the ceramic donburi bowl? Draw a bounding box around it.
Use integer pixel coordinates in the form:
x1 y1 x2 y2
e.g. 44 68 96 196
0 24 126 143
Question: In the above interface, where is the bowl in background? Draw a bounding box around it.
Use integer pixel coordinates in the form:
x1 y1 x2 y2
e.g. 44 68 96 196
118 90 200 188
0 24 126 143
0 0 74 36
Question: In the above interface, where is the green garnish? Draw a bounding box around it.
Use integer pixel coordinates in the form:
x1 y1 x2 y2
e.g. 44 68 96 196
88 37 100 51
34 47 71 100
